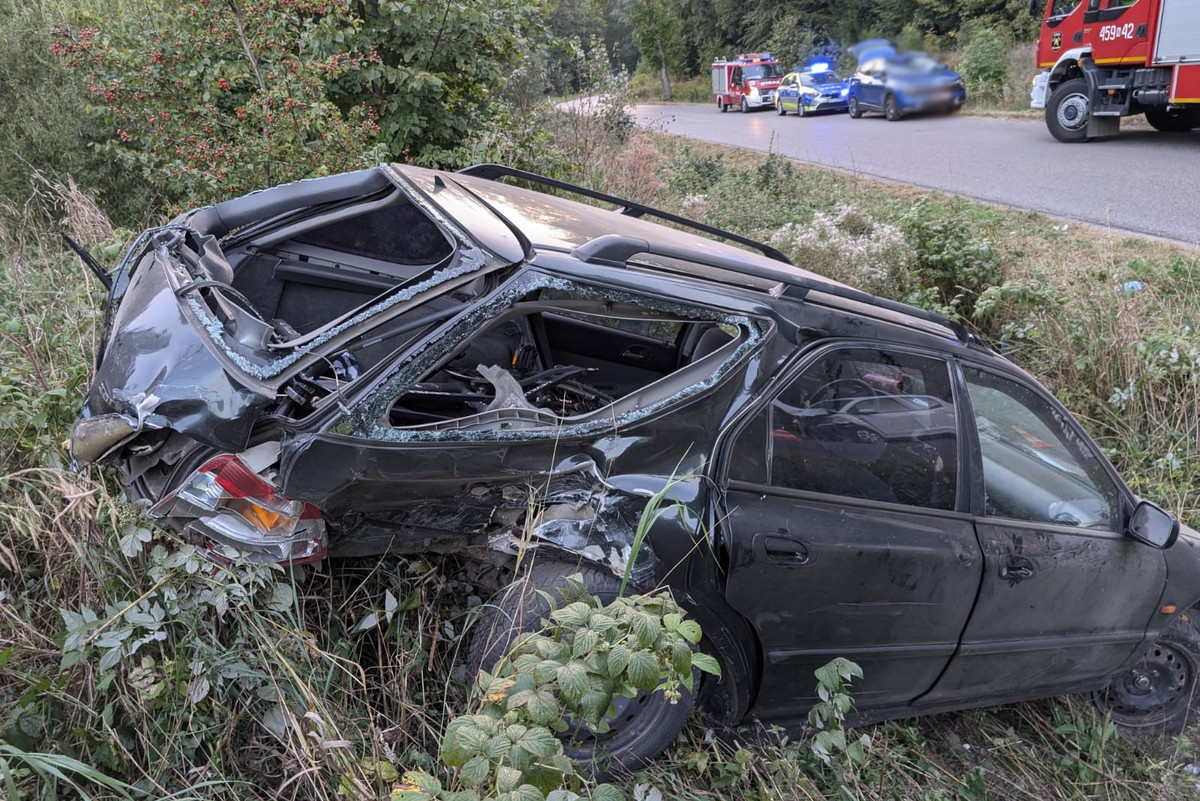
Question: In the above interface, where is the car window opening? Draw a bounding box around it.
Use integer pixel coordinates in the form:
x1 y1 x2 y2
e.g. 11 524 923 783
229 197 456 335
734 348 960 511
964 367 1120 531
387 289 744 432
173 186 509 383
742 64 784 80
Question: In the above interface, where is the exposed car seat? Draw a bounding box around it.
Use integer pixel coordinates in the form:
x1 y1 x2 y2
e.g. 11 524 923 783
688 326 734 362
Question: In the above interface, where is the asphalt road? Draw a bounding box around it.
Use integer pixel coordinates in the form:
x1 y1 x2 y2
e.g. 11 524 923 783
632 103 1200 246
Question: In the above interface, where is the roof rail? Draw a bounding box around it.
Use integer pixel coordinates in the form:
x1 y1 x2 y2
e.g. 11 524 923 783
456 163 791 264
572 234 972 344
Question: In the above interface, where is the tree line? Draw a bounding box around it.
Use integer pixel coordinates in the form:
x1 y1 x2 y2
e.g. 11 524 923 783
565 0 1038 94
1 0 1034 223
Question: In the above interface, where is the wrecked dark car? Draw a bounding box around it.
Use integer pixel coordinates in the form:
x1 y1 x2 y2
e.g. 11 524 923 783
73 162 1200 774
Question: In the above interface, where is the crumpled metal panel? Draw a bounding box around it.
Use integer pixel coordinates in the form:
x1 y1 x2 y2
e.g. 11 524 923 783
280 354 748 577
79 250 272 455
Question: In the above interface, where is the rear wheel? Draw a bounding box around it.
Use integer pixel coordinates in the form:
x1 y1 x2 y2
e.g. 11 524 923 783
884 93 902 121
717 98 726 113
848 95 862 119
468 560 694 779
1145 106 1196 132
1095 612 1200 734
1046 77 1091 143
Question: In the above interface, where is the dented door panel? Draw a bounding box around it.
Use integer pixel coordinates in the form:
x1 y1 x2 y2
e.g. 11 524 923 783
927 522 1166 703
723 489 981 716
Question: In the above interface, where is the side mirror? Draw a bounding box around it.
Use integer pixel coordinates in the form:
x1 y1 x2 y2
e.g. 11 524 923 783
1128 500 1180 549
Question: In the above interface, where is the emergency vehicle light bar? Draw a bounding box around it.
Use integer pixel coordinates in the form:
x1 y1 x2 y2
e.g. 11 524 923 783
457 163 790 263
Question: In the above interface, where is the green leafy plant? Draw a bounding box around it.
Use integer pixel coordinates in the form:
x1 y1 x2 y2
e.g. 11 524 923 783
328 0 550 163
807 658 869 769
961 27 1008 101
54 0 388 207
902 197 1003 321
396 574 719 801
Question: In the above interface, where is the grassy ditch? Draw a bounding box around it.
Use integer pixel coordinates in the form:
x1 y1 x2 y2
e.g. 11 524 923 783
3 127 1200 800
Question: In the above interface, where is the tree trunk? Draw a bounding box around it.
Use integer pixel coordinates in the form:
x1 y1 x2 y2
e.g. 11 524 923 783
656 40 672 100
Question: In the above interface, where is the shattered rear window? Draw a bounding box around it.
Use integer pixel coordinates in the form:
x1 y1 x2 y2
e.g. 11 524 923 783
180 169 494 382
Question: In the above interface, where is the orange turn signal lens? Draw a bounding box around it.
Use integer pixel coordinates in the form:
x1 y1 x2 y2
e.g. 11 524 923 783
234 499 298 533
1162 605 1178 614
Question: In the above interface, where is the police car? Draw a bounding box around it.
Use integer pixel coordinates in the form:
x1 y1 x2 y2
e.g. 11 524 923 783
775 62 851 117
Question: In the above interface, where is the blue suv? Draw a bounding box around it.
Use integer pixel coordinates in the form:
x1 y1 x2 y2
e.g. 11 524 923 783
848 41 966 121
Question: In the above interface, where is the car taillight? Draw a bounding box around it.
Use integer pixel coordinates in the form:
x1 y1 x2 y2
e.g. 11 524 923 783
150 453 327 565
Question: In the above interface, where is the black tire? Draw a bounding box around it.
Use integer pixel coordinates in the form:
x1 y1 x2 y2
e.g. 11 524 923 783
776 98 786 116
1144 106 1196 133
1094 612 1200 734
848 94 862 119
717 98 726 113
740 97 749 113
798 100 808 118
884 93 901 121
468 560 694 779
1046 77 1092 143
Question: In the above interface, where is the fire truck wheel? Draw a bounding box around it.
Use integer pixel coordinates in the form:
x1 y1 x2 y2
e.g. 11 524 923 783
884 94 902 121
718 98 727 113
1144 106 1195 133
1046 78 1091 143
740 97 749 113
848 95 862 119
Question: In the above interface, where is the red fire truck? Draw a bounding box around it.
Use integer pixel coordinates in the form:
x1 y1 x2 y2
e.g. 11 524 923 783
712 53 785 113
1030 0 1200 141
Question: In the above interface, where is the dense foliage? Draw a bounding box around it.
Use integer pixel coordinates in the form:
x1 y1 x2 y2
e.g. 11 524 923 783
326 0 550 164
619 0 1040 78
53 0 387 207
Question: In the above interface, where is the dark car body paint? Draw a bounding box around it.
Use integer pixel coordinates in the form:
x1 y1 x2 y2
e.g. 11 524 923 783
80 247 274 453
77 162 1200 732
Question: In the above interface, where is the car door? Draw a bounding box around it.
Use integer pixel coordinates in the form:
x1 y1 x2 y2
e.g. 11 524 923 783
857 58 886 108
779 74 797 110
920 363 1167 705
796 74 815 111
720 344 982 718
